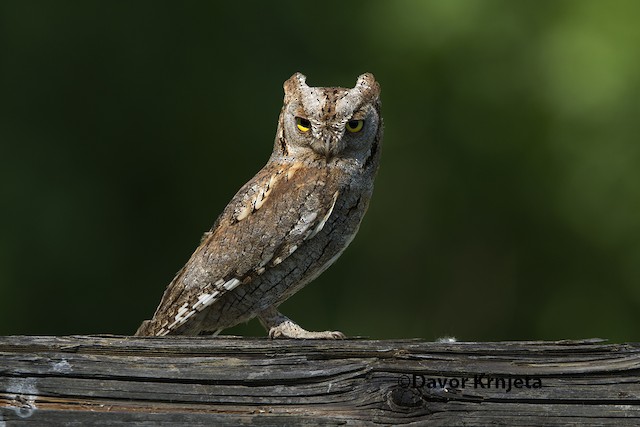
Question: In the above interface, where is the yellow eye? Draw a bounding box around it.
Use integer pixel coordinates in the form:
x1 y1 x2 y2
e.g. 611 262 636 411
346 119 364 133
296 117 311 132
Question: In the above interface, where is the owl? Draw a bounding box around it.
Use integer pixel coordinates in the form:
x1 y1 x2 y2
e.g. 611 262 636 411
135 72 383 339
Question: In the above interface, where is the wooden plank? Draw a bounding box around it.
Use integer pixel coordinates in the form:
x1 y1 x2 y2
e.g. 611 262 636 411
0 336 639 425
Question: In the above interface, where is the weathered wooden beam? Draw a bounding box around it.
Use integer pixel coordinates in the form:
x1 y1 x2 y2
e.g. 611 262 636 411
1 336 639 425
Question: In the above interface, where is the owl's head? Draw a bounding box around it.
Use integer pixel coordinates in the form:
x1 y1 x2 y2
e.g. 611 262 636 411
273 73 382 166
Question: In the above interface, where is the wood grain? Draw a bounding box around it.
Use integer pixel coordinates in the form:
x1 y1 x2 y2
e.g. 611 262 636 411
1 336 639 425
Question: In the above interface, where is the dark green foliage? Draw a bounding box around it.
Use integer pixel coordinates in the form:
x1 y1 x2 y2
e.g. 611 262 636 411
1 1 638 340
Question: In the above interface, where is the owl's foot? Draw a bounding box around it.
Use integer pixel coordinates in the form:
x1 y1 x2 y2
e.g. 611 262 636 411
268 320 345 339
257 306 345 340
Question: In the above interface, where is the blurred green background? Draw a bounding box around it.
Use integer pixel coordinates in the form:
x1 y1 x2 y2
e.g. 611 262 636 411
1 1 639 341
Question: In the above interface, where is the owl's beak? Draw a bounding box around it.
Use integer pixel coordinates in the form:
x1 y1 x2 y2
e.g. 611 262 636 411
312 129 339 159
323 137 332 158
320 132 340 159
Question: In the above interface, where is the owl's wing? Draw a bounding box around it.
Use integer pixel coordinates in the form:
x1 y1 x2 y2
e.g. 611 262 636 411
141 162 342 336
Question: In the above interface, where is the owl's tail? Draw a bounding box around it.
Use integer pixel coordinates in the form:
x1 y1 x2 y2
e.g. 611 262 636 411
134 319 159 336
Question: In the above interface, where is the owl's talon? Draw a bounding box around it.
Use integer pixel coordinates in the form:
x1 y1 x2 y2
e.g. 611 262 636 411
268 322 345 340
260 307 345 339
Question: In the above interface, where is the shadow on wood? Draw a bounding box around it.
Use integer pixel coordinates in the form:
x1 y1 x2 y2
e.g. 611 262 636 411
0 336 639 425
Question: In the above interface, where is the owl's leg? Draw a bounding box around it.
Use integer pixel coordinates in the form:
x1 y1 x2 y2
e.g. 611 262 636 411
257 306 345 339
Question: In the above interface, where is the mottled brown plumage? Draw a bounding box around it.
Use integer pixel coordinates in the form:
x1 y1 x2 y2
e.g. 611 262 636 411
136 73 382 338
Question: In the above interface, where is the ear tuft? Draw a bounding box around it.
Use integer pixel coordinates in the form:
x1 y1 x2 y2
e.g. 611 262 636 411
283 72 308 100
355 73 380 98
